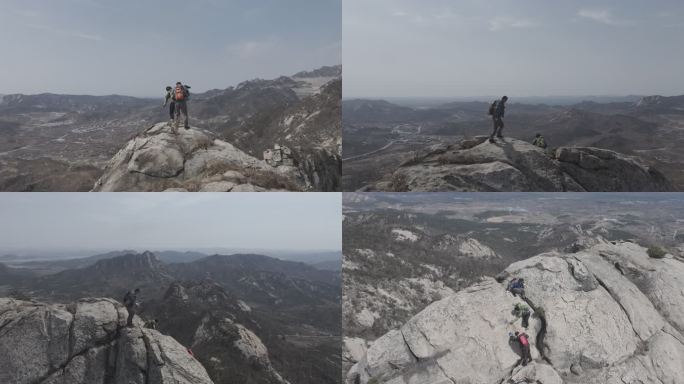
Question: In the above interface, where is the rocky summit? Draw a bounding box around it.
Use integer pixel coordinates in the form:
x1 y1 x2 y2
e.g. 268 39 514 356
347 241 684 384
369 136 674 192
92 122 315 192
0 297 214 384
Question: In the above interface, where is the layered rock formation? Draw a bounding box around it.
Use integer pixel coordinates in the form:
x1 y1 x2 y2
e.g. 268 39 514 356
347 241 684 384
374 137 674 192
0 297 213 384
92 123 314 192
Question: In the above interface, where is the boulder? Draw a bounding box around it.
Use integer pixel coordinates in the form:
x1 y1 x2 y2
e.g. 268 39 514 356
0 298 214 384
92 123 309 192
378 137 674 192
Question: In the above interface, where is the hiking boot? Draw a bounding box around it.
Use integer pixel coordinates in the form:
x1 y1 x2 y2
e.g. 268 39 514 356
184 125 190 130
496 135 504 139
489 138 496 143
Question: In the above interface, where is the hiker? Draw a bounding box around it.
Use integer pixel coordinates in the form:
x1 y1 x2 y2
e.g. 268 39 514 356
532 133 547 149
144 319 158 330
513 302 531 328
510 331 533 366
488 95 508 143
173 81 190 130
507 277 526 298
123 288 140 327
162 86 175 122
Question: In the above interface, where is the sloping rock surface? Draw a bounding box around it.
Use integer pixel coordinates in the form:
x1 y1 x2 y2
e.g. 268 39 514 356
92 123 312 192
348 241 684 384
381 137 674 192
0 297 214 384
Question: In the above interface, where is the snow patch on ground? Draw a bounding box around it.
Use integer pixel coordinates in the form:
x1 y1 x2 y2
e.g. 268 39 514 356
458 238 498 258
392 228 419 242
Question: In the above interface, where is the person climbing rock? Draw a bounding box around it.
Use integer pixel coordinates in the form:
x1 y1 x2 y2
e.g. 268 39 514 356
144 318 158 330
513 302 531 328
173 81 191 131
510 331 532 366
162 86 175 122
123 288 140 327
488 95 508 143
532 133 547 149
507 277 526 298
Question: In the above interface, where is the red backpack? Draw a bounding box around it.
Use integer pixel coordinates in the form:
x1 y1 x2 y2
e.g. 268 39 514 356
175 85 186 101
518 333 529 346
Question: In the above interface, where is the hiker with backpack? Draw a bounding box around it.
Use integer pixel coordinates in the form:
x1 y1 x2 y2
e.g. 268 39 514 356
532 133 547 149
162 86 175 122
123 288 140 327
509 331 533 366
507 277 526 298
488 95 508 143
513 302 532 328
172 82 191 131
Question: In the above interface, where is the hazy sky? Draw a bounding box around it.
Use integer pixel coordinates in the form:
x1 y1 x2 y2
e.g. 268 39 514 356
343 0 684 98
1 0 340 97
0 193 341 252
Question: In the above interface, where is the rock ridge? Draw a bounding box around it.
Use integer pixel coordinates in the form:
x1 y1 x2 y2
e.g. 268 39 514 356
371 137 674 192
347 240 684 384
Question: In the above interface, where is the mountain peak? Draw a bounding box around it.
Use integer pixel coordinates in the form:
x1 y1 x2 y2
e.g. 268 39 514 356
92 251 162 272
92 122 313 192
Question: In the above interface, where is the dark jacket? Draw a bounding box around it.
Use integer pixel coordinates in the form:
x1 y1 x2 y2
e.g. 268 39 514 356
494 99 506 119
123 291 137 308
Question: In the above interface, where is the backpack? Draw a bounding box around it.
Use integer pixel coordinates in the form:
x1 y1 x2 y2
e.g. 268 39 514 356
518 333 529 346
515 303 530 313
123 291 132 306
174 85 188 101
488 101 498 116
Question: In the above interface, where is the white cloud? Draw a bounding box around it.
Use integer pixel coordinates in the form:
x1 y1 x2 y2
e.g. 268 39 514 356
226 37 279 59
577 8 628 26
489 16 537 32
26 23 103 41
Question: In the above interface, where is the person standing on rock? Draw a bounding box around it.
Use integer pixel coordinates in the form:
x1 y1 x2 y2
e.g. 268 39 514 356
162 86 176 123
123 288 140 327
488 95 508 143
173 82 191 131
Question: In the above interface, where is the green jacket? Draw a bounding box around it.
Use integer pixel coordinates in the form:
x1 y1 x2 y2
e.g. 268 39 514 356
514 303 530 316
533 136 547 148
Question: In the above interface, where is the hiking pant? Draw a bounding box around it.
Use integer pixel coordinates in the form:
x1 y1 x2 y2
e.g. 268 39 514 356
521 345 531 365
511 287 525 298
168 102 175 120
491 117 504 138
522 311 530 328
175 100 189 128
126 306 135 326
